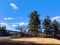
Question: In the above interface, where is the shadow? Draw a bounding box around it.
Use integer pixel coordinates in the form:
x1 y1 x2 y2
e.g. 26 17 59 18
0 41 41 45
0 41 59 45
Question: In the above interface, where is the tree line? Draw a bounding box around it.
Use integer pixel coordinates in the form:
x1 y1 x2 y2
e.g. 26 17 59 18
0 10 60 38
28 11 60 38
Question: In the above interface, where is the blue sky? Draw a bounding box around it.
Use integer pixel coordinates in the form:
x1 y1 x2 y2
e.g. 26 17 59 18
0 0 60 30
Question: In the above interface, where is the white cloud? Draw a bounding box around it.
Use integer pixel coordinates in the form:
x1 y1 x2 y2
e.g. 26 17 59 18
4 18 13 20
0 22 8 26
12 24 17 27
51 16 60 21
19 17 22 19
10 3 19 10
19 22 28 26
19 23 24 26
0 22 9 29
0 22 28 30
12 22 28 26
0 22 16 30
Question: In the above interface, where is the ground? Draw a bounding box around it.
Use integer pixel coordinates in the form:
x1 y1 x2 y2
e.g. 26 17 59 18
0 37 60 45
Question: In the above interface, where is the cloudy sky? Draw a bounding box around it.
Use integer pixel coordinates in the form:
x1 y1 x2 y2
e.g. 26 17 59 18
0 0 60 30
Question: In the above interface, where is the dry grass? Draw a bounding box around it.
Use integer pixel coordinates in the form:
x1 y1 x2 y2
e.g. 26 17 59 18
0 37 60 44
10 38 60 44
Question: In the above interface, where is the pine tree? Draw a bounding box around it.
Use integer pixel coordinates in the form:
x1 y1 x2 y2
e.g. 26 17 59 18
28 11 41 36
52 19 59 34
0 25 9 36
42 15 51 37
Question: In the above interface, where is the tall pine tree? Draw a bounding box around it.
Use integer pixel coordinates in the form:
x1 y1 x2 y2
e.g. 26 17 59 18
52 19 59 34
42 15 51 37
28 11 41 36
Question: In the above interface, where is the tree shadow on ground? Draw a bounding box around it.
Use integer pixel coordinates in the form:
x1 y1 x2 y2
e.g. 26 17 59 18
0 41 59 45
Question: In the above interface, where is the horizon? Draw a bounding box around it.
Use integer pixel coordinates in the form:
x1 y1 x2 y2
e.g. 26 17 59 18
0 0 60 30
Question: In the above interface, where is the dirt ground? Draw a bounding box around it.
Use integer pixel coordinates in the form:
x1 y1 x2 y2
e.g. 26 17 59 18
0 38 60 45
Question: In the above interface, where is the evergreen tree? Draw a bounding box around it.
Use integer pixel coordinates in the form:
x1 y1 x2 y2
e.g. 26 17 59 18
28 11 41 36
1 25 7 36
0 25 9 36
52 19 59 34
42 15 51 37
